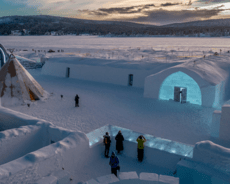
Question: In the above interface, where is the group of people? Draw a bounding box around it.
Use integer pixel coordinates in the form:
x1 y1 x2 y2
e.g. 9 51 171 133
103 131 147 177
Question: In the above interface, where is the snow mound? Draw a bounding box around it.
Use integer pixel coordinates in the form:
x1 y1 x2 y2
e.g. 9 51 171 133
194 140 230 159
193 140 230 174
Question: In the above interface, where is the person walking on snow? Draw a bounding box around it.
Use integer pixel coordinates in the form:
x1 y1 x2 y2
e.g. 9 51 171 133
75 94 79 107
109 152 119 177
115 131 124 154
136 135 147 162
103 132 111 158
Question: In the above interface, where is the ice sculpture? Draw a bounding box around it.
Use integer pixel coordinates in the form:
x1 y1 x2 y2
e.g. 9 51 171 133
159 71 202 105
86 125 194 158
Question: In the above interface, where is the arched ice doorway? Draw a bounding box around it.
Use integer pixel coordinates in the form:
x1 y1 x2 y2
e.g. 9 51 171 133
0 48 6 67
0 44 9 67
159 71 202 105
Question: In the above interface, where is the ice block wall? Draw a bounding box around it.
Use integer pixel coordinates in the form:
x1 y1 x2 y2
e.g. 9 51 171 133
86 125 194 158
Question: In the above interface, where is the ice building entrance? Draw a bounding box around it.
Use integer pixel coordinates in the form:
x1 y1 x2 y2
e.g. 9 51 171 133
174 87 187 103
159 71 202 105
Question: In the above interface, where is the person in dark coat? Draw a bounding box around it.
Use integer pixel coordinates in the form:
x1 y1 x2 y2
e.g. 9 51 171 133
103 132 111 158
109 152 119 177
115 131 124 154
75 94 79 107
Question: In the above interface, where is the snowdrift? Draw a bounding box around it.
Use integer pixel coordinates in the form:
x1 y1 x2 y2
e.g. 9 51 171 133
177 140 230 184
0 107 89 183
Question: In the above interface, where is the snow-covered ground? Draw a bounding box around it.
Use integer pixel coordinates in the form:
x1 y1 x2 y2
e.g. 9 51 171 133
1 36 228 145
1 36 230 65
6 68 214 146
1 36 230 183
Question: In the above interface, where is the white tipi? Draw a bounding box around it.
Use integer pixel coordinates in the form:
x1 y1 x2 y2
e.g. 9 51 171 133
0 55 48 106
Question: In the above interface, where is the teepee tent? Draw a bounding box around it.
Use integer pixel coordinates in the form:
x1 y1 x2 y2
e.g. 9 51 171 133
0 55 47 106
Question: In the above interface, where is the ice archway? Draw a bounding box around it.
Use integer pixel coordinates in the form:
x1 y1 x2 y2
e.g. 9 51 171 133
0 48 6 67
159 71 202 105
0 44 9 67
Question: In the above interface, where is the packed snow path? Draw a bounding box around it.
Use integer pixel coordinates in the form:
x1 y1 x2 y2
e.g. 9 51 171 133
8 69 215 145
75 153 176 183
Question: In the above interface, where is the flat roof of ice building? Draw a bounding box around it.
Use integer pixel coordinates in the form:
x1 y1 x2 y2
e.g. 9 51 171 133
47 56 182 70
86 125 194 158
47 54 229 85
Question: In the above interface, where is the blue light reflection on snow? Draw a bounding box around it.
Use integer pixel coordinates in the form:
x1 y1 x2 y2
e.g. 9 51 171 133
159 71 202 105
86 125 194 158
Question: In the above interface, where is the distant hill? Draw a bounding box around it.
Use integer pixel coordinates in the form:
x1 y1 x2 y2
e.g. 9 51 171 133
0 15 229 37
163 18 230 28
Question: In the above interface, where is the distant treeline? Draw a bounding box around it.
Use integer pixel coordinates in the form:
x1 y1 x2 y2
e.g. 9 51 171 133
0 15 230 37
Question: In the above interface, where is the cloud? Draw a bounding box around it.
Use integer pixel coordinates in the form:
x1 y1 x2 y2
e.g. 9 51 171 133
78 3 227 25
128 8 226 24
160 3 180 6
196 0 230 3
79 4 156 16
3 0 230 25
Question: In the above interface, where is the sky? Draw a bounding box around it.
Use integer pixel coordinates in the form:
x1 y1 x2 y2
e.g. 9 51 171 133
1 0 230 25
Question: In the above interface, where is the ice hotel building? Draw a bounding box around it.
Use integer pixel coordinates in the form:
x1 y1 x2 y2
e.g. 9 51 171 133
42 55 228 108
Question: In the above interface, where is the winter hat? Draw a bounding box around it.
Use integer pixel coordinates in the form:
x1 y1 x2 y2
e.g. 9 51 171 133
106 132 109 135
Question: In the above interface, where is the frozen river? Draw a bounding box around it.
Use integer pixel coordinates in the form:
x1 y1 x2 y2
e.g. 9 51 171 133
0 36 230 51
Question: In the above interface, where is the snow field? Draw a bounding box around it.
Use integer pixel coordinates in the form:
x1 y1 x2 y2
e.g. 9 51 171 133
8 68 215 146
2 36 230 68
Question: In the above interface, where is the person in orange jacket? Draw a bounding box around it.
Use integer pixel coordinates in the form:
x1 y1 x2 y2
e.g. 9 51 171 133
103 132 111 158
136 135 146 162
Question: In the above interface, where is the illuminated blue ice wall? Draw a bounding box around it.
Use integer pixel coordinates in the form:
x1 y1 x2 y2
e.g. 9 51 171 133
86 125 194 158
159 71 202 105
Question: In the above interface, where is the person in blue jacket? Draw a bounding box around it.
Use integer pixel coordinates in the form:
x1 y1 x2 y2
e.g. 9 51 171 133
109 152 119 177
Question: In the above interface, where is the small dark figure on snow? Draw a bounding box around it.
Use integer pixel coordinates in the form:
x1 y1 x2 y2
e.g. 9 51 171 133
61 95 63 99
75 94 79 107
103 132 111 158
115 131 124 154
109 152 120 177
27 104 30 107
136 135 146 162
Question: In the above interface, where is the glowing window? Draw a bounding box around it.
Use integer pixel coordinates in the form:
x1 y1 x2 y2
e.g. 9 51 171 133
159 71 202 105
